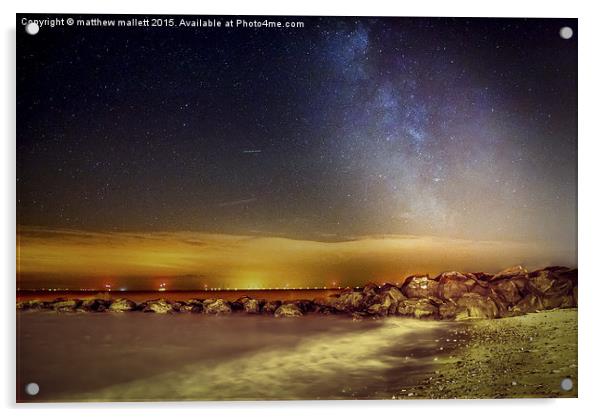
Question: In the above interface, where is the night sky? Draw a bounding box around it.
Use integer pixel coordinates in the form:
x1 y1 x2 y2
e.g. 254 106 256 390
16 15 577 289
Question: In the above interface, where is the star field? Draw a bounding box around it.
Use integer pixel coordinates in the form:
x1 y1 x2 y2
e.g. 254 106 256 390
17 15 577 249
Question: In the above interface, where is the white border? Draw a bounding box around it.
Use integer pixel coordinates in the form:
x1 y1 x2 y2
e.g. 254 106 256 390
3 1 601 416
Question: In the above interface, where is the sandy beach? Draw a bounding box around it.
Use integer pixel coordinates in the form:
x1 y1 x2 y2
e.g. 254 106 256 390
396 308 578 399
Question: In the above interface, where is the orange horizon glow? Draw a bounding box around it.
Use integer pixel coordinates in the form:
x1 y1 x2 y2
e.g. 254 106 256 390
16 226 577 290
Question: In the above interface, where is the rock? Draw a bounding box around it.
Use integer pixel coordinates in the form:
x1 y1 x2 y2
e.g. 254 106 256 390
171 301 188 312
203 299 232 315
437 271 476 301
367 286 405 316
490 279 522 305
401 275 439 298
108 298 136 312
351 312 365 321
262 300 282 314
142 299 173 314
511 293 544 314
290 299 314 313
573 287 578 306
175 302 193 312
52 299 81 312
472 272 494 281
274 303 303 318
397 298 438 319
362 282 379 297
17 300 43 310
185 299 204 313
367 302 390 316
242 298 261 314
438 301 460 319
541 265 577 281
553 267 578 286
490 265 528 281
470 282 490 297
380 285 405 303
531 269 574 296
311 298 337 314
527 270 556 295
542 294 576 309
455 293 499 319
329 290 364 312
81 298 111 312
230 301 244 312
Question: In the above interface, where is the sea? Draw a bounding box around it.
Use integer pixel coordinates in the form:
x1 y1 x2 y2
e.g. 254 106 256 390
16 298 459 401
16 289 343 303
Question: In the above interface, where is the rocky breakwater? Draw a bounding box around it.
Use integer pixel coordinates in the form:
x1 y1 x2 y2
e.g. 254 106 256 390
16 266 577 320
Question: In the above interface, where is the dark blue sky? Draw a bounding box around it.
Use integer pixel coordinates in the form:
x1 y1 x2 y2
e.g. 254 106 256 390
17 15 577 248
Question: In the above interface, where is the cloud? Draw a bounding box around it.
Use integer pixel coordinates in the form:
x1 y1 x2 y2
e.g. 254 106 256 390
16 226 576 290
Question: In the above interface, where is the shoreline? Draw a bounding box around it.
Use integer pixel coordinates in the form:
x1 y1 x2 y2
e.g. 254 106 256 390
17 309 577 401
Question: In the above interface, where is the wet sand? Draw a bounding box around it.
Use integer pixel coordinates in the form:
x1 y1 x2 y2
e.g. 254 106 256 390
16 309 577 402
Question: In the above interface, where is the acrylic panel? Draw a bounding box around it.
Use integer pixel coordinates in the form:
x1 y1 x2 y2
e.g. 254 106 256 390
16 14 577 402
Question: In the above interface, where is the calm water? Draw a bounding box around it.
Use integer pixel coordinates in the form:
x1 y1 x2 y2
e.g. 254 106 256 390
17 312 457 402
17 289 342 303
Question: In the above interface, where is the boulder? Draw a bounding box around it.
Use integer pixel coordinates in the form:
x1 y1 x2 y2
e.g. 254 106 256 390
141 299 173 314
242 298 261 314
108 298 136 312
438 301 460 320
230 301 244 312
438 271 476 300
527 270 555 295
542 294 576 309
527 269 574 300
175 302 194 312
52 299 81 312
289 299 315 314
311 298 337 314
262 300 282 314
379 285 405 303
17 300 43 310
397 298 438 319
367 286 405 316
351 311 373 321
362 282 379 297
472 272 494 281
490 265 528 281
490 279 522 305
203 299 232 315
511 293 544 314
401 275 439 298
367 302 390 316
81 298 111 312
553 267 578 286
274 303 303 318
186 299 204 313
455 293 499 319
329 290 364 312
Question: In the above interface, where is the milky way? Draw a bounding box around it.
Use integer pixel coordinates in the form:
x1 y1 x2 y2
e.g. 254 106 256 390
17 15 577 287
